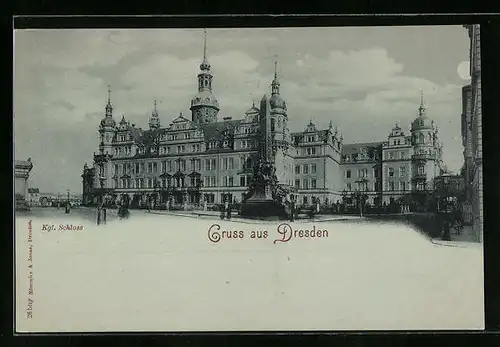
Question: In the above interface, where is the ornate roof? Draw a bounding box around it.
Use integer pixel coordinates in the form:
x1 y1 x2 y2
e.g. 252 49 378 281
100 116 116 128
269 94 286 113
342 142 383 155
200 119 243 141
171 112 190 124
190 90 220 110
412 90 434 131
245 102 260 114
411 114 434 131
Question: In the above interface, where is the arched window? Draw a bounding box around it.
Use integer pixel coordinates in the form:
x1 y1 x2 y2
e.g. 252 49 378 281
419 133 424 144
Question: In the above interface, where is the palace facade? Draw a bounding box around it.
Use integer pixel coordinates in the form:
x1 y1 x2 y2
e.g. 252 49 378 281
82 32 444 209
461 24 483 242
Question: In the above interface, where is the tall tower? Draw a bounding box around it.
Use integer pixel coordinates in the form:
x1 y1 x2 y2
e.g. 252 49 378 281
259 94 272 163
410 90 438 191
268 58 288 144
190 29 220 124
267 58 292 187
149 100 161 129
98 86 116 155
95 85 116 192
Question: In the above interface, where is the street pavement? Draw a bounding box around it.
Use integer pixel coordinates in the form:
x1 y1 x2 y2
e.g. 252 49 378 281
17 207 482 244
15 206 124 223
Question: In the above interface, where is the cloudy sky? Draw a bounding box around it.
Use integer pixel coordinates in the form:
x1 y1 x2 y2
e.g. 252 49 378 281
14 26 471 195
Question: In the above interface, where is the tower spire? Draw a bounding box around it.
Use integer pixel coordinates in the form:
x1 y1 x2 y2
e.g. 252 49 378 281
419 88 426 114
199 29 210 71
105 85 113 117
149 100 160 129
203 29 207 61
271 55 280 95
274 57 278 79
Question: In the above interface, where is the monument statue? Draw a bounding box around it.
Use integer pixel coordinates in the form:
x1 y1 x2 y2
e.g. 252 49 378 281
240 94 287 218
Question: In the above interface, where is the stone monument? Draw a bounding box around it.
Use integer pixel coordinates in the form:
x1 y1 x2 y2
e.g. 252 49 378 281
240 95 286 218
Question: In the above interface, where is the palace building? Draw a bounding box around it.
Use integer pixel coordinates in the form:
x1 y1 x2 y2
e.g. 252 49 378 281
82 31 444 209
461 24 483 242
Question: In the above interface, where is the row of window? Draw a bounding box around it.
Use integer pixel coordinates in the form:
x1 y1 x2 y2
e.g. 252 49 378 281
294 178 318 189
385 151 408 160
345 168 378 179
390 138 409 146
344 165 425 179
113 156 255 176
116 127 261 144
295 164 317 175
113 175 253 189
292 135 341 149
344 181 413 191
388 166 406 177
114 147 132 156
344 153 380 162
412 133 434 145
345 181 379 191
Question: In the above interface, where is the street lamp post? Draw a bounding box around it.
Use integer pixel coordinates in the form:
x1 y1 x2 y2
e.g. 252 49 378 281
153 180 160 210
355 179 368 217
98 174 107 225
65 189 70 213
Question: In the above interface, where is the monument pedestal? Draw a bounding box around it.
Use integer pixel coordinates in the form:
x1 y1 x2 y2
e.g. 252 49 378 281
240 188 286 219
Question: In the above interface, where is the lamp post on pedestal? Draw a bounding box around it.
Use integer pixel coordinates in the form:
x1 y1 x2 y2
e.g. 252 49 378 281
97 174 107 225
153 180 160 210
65 189 70 213
355 178 368 217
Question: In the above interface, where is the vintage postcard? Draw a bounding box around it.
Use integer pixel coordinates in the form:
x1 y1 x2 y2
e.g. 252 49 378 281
14 25 484 332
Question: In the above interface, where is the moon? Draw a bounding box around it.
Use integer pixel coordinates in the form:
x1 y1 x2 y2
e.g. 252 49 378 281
457 61 471 80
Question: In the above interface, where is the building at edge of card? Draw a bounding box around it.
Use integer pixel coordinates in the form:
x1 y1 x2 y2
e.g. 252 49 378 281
81 31 445 210
461 24 483 242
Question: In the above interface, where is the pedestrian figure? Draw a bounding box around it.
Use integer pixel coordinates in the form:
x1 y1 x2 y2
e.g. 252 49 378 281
97 206 101 225
290 201 295 222
442 213 451 241
220 203 226 220
226 201 231 220
102 207 107 224
118 203 124 219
